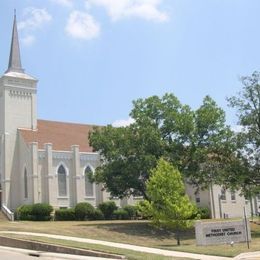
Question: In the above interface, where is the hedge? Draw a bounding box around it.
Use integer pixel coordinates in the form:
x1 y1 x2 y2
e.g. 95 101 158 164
113 209 129 220
123 205 137 219
15 203 53 221
98 201 118 220
31 203 53 221
55 208 75 221
15 204 33 220
75 202 95 220
93 208 105 220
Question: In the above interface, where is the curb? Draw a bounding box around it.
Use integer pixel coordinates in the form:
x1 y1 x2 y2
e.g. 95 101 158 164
0 235 125 259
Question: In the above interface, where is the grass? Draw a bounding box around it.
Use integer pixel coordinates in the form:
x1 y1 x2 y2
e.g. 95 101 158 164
0 220 259 258
2 234 191 260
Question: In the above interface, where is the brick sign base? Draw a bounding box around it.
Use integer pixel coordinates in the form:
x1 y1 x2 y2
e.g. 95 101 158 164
195 219 251 246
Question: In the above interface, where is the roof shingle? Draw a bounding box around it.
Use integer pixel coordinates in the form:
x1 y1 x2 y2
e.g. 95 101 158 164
19 119 97 152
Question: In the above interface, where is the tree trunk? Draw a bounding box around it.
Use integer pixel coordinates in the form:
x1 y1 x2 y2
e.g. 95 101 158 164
176 229 181 246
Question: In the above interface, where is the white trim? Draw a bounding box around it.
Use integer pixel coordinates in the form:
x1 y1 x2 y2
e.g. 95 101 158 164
84 197 95 200
82 164 95 176
37 149 99 155
56 162 69 197
1 205 14 221
53 152 72 160
83 164 95 198
55 162 69 177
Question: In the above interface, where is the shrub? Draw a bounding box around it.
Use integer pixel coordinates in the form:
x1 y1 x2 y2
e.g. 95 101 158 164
15 204 33 220
55 208 75 221
75 202 95 220
136 201 151 219
92 209 104 220
197 207 210 219
123 205 137 219
113 209 129 220
98 201 118 220
31 203 53 221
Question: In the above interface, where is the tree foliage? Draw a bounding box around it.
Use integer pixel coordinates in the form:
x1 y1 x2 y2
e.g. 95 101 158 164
89 93 236 198
139 159 196 245
227 71 260 193
228 71 260 146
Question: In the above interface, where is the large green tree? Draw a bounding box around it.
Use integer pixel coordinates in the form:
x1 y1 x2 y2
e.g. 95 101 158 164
227 71 260 193
139 158 196 245
89 93 236 199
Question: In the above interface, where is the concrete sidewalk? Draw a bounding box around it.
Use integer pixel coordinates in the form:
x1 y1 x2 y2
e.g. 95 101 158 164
0 245 117 259
0 231 233 260
234 251 260 260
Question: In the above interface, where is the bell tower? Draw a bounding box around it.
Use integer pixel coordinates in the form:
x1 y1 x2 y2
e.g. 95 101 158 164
0 13 38 209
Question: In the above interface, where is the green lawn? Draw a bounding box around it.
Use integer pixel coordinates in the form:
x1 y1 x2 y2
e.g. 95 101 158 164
0 220 259 258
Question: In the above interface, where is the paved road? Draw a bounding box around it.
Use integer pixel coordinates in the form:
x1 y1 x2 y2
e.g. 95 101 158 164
0 249 37 260
0 246 116 260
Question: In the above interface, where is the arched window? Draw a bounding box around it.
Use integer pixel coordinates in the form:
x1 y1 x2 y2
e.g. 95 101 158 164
24 168 28 199
84 166 94 197
58 165 67 196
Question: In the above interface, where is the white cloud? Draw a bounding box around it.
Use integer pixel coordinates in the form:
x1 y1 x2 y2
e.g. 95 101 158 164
87 0 169 22
18 7 52 46
65 11 100 40
21 35 36 47
18 7 52 31
112 117 135 127
50 0 74 8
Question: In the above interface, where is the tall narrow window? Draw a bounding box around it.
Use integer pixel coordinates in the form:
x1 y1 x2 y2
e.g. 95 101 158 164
58 165 67 196
85 166 94 197
220 188 226 200
24 168 28 198
195 192 200 203
231 191 236 201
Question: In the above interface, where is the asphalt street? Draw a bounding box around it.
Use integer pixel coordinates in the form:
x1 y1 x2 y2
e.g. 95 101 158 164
0 246 116 260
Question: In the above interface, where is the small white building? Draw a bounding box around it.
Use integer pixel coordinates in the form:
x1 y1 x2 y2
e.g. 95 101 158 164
186 184 260 219
0 15 259 220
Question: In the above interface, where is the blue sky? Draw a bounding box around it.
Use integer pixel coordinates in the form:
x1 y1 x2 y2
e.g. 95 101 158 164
0 0 259 127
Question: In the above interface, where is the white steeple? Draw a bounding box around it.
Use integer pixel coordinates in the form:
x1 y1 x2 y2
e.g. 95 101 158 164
6 10 24 74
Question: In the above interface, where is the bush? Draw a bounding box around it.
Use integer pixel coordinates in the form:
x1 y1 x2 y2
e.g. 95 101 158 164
197 207 210 219
75 202 95 220
113 209 129 220
123 205 137 219
31 203 53 221
98 201 118 220
136 201 151 219
55 208 75 221
15 204 33 220
92 209 104 220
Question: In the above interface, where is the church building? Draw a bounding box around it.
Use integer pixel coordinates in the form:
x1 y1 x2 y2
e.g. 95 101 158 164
0 16 259 220
0 15 128 219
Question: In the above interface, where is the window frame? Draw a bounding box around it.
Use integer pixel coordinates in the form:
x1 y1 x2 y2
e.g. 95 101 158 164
230 190 236 201
83 165 95 198
57 163 68 197
220 188 226 201
24 167 28 199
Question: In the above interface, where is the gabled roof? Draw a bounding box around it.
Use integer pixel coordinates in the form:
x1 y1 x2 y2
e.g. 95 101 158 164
19 120 98 152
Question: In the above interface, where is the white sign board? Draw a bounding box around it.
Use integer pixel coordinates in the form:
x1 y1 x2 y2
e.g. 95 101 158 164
195 220 251 246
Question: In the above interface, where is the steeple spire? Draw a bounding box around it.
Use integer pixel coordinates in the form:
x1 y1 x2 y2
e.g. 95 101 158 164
6 10 24 73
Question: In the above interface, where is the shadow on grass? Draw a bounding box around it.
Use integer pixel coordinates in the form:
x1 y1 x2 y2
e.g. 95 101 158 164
251 222 260 238
78 222 195 241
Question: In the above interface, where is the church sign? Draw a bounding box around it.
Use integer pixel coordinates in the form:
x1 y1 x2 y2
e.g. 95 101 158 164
195 220 251 245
